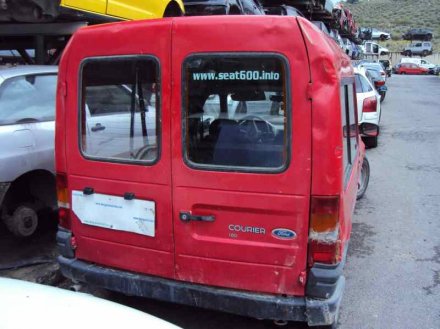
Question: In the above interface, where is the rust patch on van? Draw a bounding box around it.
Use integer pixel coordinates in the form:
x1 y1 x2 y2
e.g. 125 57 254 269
347 223 376 258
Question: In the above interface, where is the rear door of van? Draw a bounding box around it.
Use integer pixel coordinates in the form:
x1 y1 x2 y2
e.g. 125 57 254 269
170 17 312 296
63 20 175 279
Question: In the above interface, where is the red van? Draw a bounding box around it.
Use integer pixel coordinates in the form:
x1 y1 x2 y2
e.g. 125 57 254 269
55 16 372 328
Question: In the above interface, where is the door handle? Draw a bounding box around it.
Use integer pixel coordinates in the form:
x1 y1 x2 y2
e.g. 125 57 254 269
180 212 215 222
91 123 105 132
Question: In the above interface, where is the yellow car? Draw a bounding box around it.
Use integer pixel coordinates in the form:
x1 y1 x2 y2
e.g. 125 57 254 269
60 0 184 21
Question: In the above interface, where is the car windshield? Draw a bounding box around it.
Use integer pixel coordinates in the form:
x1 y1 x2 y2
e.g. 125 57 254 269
0 74 57 125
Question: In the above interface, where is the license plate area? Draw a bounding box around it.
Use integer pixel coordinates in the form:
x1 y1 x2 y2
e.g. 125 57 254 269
72 190 156 237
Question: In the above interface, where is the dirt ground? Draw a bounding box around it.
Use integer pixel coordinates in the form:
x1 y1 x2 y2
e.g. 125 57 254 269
0 211 66 286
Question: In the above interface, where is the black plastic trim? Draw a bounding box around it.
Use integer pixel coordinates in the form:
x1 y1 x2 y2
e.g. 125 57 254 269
306 245 348 299
59 256 347 323
56 227 75 259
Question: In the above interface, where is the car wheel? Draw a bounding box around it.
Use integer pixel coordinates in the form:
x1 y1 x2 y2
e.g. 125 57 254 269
401 72 406 75
357 157 370 200
380 92 386 102
363 136 378 149
426 34 432 41
380 34 386 41
422 50 428 56
3 204 38 238
315 324 338 329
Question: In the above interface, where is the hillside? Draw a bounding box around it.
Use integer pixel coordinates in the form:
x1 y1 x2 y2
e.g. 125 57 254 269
345 0 440 52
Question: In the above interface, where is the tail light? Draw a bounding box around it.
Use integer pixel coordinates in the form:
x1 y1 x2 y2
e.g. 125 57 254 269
56 173 71 229
374 80 385 87
308 196 341 265
362 96 377 113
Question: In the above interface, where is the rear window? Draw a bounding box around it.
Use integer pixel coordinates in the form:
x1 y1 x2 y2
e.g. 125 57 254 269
80 56 160 164
182 54 289 172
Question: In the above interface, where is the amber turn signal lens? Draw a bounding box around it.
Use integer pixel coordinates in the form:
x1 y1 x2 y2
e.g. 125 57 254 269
310 196 339 233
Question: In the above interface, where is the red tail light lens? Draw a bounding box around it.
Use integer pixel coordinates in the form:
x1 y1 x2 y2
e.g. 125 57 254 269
362 96 377 113
56 173 71 229
308 196 341 265
374 80 385 87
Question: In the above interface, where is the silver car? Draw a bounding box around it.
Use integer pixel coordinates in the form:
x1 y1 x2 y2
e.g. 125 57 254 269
0 65 58 237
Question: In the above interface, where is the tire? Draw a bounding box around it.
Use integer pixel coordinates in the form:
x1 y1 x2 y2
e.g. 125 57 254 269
363 136 378 148
315 324 338 329
380 34 387 41
3 204 38 238
380 92 386 102
357 157 370 200
422 50 428 56
401 72 406 75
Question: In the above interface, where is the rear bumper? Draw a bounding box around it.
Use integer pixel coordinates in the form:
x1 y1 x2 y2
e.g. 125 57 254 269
58 256 344 326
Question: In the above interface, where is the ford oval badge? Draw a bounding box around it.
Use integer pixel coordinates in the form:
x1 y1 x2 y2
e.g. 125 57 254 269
272 228 297 240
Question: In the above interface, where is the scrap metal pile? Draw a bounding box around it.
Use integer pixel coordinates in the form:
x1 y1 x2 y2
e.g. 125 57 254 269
261 0 363 44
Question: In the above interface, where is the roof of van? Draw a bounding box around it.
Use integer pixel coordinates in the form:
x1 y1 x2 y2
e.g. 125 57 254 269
63 16 352 77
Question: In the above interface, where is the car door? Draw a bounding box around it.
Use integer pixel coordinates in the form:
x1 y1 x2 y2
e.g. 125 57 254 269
61 0 106 14
170 19 311 296
64 21 175 279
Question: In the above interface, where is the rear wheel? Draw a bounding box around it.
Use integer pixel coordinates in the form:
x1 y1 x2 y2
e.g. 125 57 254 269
422 50 428 56
3 204 38 238
357 157 370 200
316 324 338 329
363 136 378 148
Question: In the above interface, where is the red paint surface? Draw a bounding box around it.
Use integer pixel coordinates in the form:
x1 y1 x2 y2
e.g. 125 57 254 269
56 16 363 297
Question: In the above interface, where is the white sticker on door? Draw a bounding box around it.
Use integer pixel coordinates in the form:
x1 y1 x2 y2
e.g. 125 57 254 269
72 190 155 237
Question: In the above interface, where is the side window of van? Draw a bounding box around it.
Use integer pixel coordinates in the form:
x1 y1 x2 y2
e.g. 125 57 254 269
347 84 357 160
340 82 358 180
80 56 160 163
183 54 289 172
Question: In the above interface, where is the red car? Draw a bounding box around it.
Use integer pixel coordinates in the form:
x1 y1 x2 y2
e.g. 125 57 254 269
55 16 372 328
397 63 429 75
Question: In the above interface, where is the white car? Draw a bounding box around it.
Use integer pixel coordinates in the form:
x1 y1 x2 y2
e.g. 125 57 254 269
0 66 58 237
354 67 381 148
0 278 181 329
361 41 389 56
371 28 391 40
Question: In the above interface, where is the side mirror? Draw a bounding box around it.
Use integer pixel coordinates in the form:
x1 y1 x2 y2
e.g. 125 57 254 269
359 123 379 137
